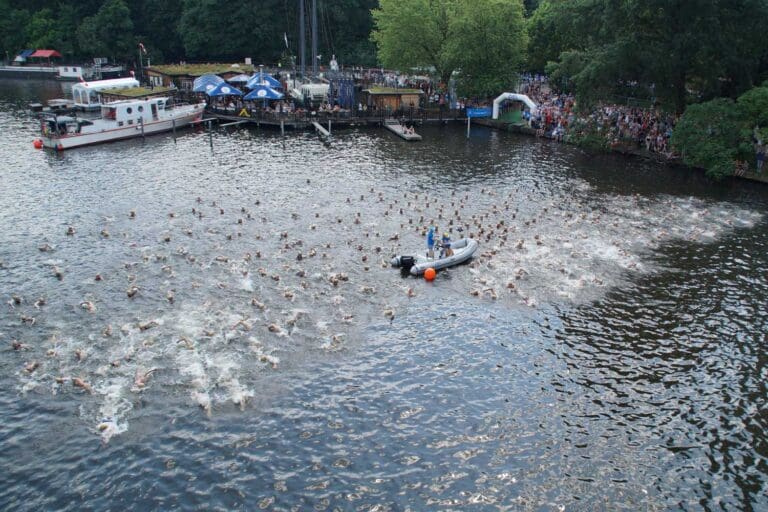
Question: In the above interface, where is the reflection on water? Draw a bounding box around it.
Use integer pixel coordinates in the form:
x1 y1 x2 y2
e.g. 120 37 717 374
0 79 767 510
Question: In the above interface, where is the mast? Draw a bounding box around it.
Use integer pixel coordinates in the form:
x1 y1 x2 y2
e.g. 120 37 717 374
312 0 318 75
299 0 306 77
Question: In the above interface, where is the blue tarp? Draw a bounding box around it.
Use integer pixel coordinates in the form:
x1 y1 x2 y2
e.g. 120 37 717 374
193 74 224 93
206 82 244 97
246 73 282 90
244 85 284 101
14 49 35 62
329 78 355 109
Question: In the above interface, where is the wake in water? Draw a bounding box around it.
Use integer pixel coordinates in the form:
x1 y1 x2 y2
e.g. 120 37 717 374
2 174 761 441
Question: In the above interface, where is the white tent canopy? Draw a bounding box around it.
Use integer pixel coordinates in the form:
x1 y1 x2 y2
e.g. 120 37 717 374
492 93 537 120
72 77 140 109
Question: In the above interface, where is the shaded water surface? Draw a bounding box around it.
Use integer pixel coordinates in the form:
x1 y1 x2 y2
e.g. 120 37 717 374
0 80 766 510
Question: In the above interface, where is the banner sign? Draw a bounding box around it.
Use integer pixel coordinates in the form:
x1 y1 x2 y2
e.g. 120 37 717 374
466 107 492 118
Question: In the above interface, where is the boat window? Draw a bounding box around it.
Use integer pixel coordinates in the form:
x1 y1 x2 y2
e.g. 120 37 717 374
127 107 133 114
138 106 144 112
118 121 124 127
128 119 133 125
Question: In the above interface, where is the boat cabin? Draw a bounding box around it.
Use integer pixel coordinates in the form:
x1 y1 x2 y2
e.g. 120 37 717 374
99 97 169 127
72 77 139 109
41 116 93 136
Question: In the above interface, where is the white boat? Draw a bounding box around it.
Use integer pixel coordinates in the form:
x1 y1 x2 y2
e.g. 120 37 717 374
391 238 479 275
38 97 205 150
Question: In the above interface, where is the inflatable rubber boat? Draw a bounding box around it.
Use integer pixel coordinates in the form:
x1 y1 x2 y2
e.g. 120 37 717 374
391 238 478 275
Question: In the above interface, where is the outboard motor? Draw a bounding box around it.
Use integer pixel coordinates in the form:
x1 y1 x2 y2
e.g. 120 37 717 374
399 255 415 271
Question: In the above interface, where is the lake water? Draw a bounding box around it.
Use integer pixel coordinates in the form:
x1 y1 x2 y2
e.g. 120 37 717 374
1 80 766 511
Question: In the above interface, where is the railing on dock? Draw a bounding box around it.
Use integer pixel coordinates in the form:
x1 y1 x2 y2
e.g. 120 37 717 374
205 104 467 127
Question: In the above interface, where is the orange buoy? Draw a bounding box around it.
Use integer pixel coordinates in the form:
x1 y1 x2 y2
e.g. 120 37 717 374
33 139 43 149
424 268 436 281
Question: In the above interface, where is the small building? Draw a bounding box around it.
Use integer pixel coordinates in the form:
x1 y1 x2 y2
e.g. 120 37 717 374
146 63 256 90
362 87 423 111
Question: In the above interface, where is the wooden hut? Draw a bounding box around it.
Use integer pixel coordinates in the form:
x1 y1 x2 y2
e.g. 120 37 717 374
145 63 256 90
362 87 423 111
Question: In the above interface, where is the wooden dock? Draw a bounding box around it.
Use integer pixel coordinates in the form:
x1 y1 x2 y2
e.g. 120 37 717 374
384 120 422 141
206 107 466 133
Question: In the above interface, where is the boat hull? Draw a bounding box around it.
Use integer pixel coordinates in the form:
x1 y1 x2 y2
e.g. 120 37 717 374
391 238 478 275
40 104 205 150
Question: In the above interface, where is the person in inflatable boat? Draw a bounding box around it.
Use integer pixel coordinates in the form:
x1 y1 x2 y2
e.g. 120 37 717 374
441 233 453 257
426 226 435 258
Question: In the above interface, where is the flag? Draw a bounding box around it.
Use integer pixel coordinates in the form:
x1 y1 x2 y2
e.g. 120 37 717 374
138 42 147 54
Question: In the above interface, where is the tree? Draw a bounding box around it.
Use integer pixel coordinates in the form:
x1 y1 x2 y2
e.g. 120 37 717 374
536 0 768 113
0 1 30 60
671 98 745 179
372 0 528 93
179 0 285 62
371 0 458 86
449 0 528 96
77 0 135 61
131 0 184 63
26 8 64 51
526 0 597 73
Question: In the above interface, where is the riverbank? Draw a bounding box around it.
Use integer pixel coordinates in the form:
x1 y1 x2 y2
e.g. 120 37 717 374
473 118 768 185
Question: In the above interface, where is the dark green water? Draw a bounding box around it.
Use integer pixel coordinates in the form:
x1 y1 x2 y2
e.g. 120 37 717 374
0 79 766 511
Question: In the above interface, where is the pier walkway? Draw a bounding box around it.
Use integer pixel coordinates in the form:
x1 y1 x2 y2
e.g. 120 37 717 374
205 106 467 132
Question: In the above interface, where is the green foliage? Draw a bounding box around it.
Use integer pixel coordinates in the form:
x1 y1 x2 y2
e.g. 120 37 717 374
671 98 747 179
0 1 30 59
533 0 768 113
372 0 528 94
2 0 377 66
372 0 458 85
526 0 597 73
77 0 134 61
737 86 768 136
450 0 528 97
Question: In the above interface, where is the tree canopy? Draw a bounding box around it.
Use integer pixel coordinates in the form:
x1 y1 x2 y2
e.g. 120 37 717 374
0 0 378 67
672 83 768 179
371 0 528 95
529 0 768 113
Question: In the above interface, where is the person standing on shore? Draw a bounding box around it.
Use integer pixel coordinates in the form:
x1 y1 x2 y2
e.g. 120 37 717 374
756 140 765 174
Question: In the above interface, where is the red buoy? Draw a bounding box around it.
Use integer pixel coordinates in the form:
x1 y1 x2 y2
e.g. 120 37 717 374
424 268 436 281
33 139 43 149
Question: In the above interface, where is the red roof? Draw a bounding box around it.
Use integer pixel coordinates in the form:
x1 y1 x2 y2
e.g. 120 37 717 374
30 50 62 58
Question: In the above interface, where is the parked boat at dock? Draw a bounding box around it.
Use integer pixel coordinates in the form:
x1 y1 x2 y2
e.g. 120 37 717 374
37 97 205 150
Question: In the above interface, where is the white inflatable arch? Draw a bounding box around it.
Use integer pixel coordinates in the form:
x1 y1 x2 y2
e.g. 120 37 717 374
492 93 538 120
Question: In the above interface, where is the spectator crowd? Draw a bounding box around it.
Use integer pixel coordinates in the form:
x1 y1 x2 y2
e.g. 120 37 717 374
518 75 679 159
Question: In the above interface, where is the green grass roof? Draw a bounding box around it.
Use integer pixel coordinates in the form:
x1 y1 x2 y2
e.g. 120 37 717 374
365 87 423 95
148 63 255 76
100 86 175 97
